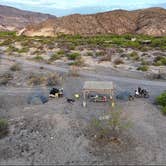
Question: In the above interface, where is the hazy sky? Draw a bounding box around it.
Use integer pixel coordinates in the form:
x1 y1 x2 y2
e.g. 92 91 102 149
0 0 166 16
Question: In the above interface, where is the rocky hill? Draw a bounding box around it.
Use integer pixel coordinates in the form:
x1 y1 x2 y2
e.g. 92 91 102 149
0 5 55 31
23 7 166 36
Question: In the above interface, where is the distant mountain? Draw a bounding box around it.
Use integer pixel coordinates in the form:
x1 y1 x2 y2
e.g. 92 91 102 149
0 5 55 31
22 7 166 37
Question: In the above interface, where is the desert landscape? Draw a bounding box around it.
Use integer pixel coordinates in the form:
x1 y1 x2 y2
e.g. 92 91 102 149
0 4 166 165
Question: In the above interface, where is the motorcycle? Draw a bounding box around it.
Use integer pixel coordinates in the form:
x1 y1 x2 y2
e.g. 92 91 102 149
134 89 149 98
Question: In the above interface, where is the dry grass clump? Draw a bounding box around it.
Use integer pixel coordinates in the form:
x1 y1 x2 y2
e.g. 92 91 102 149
28 73 46 86
68 66 80 77
28 72 62 86
113 58 124 65
10 63 21 71
46 73 62 86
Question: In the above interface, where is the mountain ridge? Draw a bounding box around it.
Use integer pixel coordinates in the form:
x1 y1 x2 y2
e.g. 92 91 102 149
0 5 55 31
22 7 166 36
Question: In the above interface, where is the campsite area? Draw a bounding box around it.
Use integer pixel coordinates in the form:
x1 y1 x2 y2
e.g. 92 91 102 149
0 53 166 165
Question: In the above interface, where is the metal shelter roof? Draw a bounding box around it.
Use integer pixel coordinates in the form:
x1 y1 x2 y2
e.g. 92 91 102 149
83 81 114 91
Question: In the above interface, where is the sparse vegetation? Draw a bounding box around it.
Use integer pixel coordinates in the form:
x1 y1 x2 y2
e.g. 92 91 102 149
156 92 166 107
49 53 62 61
88 106 131 144
46 73 61 86
32 55 44 62
0 118 9 138
156 92 166 115
137 65 149 71
68 52 80 60
28 73 46 85
128 51 139 60
153 56 166 66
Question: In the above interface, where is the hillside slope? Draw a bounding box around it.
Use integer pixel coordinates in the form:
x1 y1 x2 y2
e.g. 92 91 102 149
0 5 55 31
23 7 166 36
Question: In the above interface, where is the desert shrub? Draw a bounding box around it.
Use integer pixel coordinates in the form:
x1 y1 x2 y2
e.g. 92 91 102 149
46 74 60 86
99 55 112 62
0 39 12 46
69 57 85 67
95 51 105 57
153 56 166 66
49 54 62 61
116 48 124 53
156 92 166 107
0 72 13 85
113 58 124 65
68 44 76 50
18 47 29 53
68 66 80 77
161 106 166 115
86 52 93 56
6 45 19 53
28 73 46 86
137 65 149 71
10 63 21 71
68 53 80 60
88 106 131 143
32 55 44 62
0 119 9 138
57 50 65 55
128 51 139 60
140 46 149 52
151 39 162 48
141 60 148 65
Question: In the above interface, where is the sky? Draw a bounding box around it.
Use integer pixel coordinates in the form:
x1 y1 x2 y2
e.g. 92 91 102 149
0 0 166 16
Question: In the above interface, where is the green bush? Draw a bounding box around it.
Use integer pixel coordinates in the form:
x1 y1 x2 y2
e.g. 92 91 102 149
68 53 80 60
32 55 44 61
153 56 166 66
161 106 166 115
128 51 139 60
49 54 62 61
156 92 166 107
137 65 149 71
0 119 9 138
57 50 65 55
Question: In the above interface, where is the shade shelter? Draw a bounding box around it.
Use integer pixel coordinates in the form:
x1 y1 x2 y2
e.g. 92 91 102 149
82 81 114 102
